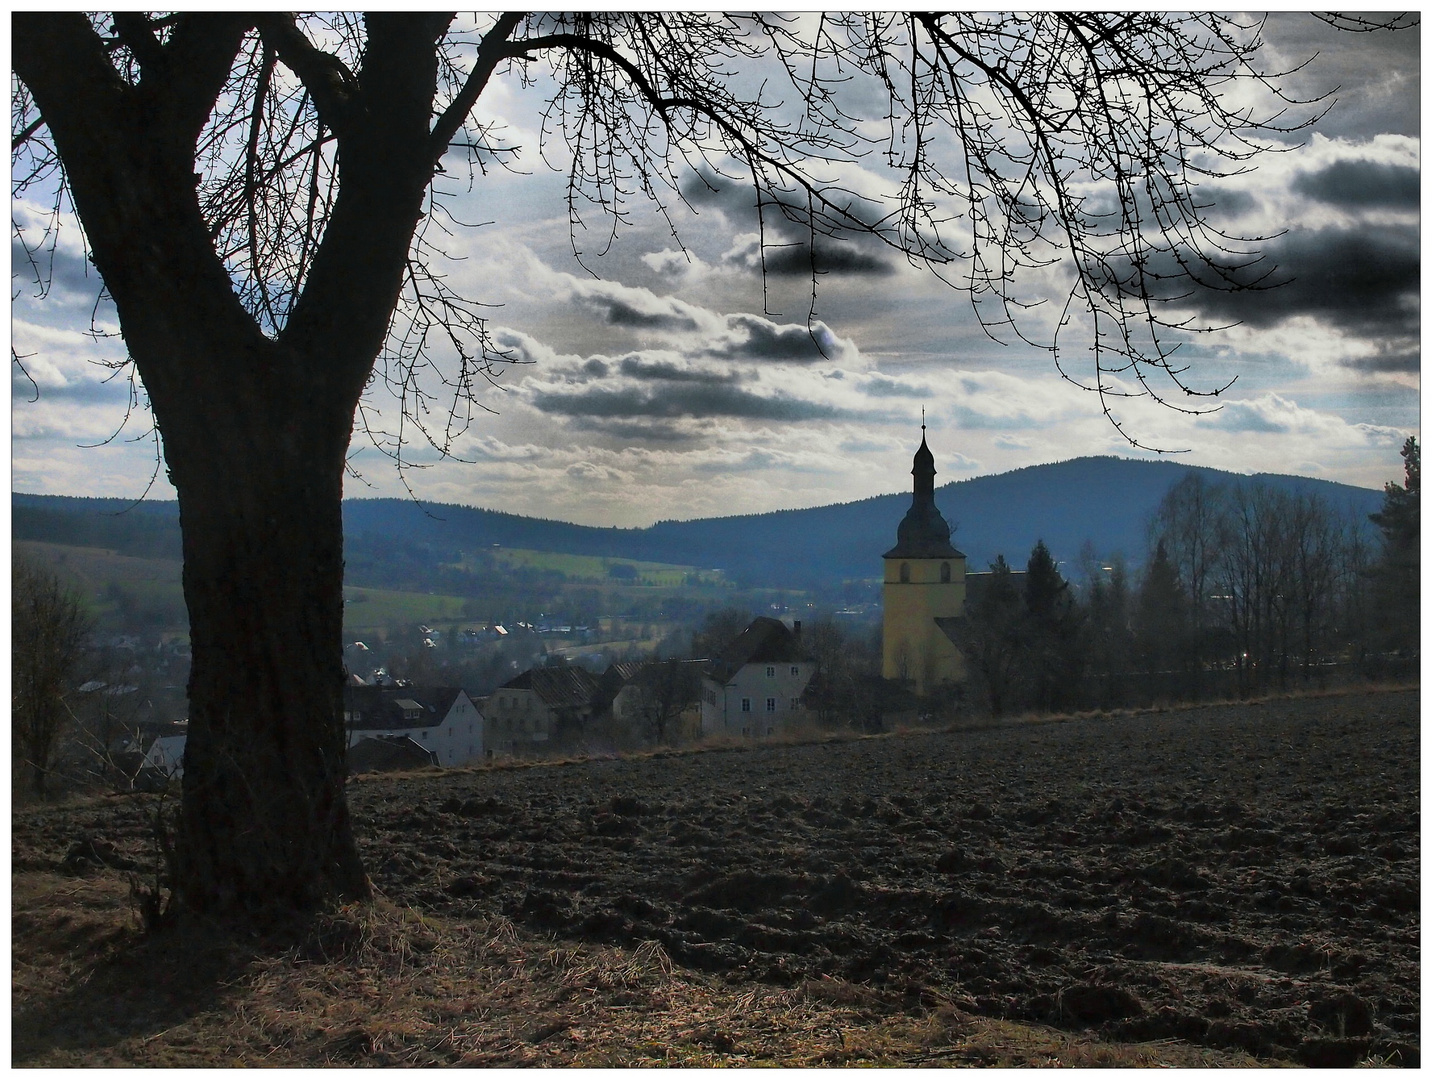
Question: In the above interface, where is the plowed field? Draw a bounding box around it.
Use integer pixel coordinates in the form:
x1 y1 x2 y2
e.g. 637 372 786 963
14 689 1419 1067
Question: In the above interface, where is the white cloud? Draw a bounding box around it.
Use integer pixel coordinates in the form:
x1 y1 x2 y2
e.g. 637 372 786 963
640 247 710 280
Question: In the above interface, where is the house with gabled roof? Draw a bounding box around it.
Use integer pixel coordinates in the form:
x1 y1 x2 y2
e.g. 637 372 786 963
484 665 601 755
699 616 813 737
139 721 188 779
344 684 483 767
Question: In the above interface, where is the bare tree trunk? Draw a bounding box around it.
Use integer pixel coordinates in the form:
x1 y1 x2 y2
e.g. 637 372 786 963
11 14 445 915
168 401 369 912
74 181 380 915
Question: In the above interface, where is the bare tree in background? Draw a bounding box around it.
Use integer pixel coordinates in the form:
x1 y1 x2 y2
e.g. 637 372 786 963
629 659 701 745
13 558 92 799
1150 476 1371 693
12 12 1377 919
803 616 851 729
692 608 755 662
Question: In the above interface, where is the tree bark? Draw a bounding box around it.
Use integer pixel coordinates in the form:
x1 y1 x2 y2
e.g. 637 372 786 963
11 12 455 918
167 389 369 912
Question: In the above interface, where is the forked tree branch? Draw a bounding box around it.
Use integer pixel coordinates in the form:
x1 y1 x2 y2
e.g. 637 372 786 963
429 12 527 160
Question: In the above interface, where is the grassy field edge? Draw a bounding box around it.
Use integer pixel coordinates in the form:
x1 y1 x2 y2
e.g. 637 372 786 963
13 873 1282 1068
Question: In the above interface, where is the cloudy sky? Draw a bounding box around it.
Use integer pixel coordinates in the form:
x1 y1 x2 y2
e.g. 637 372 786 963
11 14 1420 527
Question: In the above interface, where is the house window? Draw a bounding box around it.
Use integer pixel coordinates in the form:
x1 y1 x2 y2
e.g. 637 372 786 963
766 697 776 712
790 698 799 710
421 731 428 739
766 666 775 677
900 562 910 583
741 698 751 712
941 561 951 583
790 665 799 676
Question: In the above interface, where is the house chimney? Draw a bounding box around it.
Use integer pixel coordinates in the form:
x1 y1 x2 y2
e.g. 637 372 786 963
793 620 802 638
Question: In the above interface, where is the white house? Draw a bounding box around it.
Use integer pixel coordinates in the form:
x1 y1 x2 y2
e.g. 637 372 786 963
699 617 814 737
141 730 188 778
344 685 484 767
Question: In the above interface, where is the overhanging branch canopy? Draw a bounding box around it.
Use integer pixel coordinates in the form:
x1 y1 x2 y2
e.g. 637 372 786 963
13 12 1357 452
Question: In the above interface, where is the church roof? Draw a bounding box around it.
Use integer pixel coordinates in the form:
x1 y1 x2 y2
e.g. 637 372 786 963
884 430 965 560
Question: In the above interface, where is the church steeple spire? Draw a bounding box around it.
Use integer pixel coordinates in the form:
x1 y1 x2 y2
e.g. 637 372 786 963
884 419 963 559
912 414 935 500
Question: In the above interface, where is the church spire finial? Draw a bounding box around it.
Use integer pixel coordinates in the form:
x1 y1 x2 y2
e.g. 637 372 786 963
921 406 926 433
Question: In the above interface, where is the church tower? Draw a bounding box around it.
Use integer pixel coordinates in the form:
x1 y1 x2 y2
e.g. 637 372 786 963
882 425 968 695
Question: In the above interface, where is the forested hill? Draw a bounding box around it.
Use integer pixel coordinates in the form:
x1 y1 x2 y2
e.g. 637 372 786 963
14 456 1382 588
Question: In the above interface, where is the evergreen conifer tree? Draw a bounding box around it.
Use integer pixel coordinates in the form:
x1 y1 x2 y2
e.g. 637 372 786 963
1023 541 1084 711
1134 540 1191 696
1369 437 1419 656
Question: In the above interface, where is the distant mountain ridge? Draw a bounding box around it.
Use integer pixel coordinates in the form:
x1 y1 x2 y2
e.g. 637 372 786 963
14 456 1382 588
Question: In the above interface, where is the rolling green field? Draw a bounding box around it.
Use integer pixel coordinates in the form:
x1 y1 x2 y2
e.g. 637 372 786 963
17 539 803 641
463 547 726 588
16 540 180 591
15 541 479 638
341 586 472 635
15 540 187 633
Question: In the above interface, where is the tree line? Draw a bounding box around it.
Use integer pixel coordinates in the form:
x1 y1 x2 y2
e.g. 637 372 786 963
945 439 1419 717
623 442 1420 735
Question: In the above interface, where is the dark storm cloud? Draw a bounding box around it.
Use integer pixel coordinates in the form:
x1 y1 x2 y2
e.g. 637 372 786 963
758 239 896 278
948 403 1048 431
1208 402 1291 434
1292 159 1420 208
11 365 131 405
1262 13 1420 141
702 316 848 363
12 240 106 304
566 284 704 333
1339 346 1420 375
563 417 693 442
530 382 847 423
582 358 609 377
1198 186 1263 217
685 171 896 278
590 295 702 332
617 356 746 385
1186 225 1419 339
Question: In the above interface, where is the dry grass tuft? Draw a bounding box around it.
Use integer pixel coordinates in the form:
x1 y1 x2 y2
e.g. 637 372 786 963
13 868 1284 1067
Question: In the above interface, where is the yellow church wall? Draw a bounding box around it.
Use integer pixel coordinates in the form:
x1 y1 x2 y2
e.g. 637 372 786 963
882 556 968 695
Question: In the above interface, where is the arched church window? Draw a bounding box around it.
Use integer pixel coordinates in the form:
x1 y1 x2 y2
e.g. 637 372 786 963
940 562 951 583
899 562 910 583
